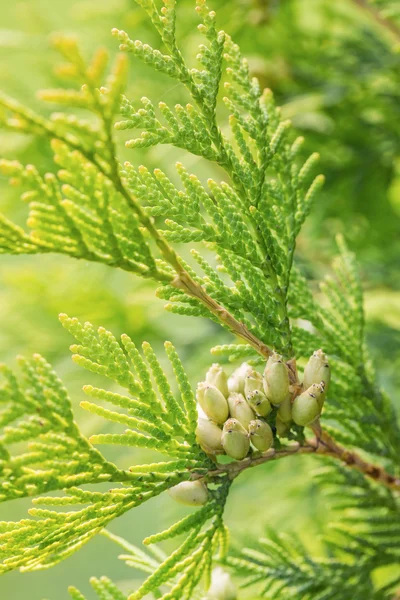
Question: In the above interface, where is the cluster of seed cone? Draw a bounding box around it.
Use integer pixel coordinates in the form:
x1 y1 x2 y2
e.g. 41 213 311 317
168 350 330 507
195 349 331 462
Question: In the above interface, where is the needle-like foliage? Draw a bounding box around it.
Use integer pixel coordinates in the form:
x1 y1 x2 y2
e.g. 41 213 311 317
0 1 399 599
225 462 400 600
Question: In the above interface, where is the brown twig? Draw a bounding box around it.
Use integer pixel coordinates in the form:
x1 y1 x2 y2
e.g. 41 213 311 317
316 429 400 490
203 431 400 491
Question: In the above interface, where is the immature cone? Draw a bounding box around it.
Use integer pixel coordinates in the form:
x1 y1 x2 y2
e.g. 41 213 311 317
244 368 263 396
277 393 292 424
208 567 237 599
222 418 250 460
303 349 330 407
227 392 255 429
263 352 289 406
292 382 325 426
196 382 229 425
205 363 229 397
227 362 252 394
306 382 326 416
196 418 223 455
246 389 272 417
275 415 290 438
248 419 274 452
168 480 208 506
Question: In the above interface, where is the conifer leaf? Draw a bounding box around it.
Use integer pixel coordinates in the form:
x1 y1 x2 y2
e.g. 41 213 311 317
226 463 400 599
0 354 117 504
0 2 399 599
0 319 222 578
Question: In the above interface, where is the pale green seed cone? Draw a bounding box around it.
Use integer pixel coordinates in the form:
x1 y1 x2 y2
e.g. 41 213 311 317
196 418 223 454
168 480 208 506
317 391 326 410
292 384 324 426
275 415 291 438
277 393 292 423
196 382 229 424
222 418 250 460
246 389 272 417
248 419 273 452
227 392 255 429
227 362 252 394
208 567 237 600
244 368 263 396
263 352 289 405
308 381 326 410
227 376 240 394
205 363 229 397
303 349 331 393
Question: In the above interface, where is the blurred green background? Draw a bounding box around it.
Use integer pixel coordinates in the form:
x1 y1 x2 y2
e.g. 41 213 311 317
0 0 399 598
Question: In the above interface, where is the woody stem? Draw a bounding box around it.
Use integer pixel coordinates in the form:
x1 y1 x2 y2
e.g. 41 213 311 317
204 431 400 492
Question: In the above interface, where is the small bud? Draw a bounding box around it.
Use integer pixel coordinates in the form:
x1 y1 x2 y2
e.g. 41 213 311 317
196 418 223 454
277 393 292 423
248 419 273 452
292 383 324 426
263 352 289 405
246 389 272 417
168 480 208 506
303 349 330 400
205 363 229 397
227 362 252 394
208 567 237 599
222 418 250 460
303 349 331 409
196 382 229 425
275 415 290 438
227 392 255 429
244 368 263 396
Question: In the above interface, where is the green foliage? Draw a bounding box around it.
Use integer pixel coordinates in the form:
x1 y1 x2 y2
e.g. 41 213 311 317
66 530 205 600
0 353 116 504
226 462 400 600
68 577 128 600
0 0 327 358
0 1 399 599
0 316 230 594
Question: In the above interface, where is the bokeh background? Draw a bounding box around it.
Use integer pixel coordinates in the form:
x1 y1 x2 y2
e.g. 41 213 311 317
0 0 399 598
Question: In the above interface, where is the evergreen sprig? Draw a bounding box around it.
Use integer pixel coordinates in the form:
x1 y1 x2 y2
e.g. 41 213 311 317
0 353 116 505
0 1 399 599
226 462 400 600
0 0 326 359
0 318 225 586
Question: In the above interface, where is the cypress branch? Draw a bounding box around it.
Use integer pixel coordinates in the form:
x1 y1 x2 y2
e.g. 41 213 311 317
0 1 398 598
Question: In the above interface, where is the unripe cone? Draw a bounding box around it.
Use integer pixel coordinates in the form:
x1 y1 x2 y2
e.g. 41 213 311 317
208 567 237 600
263 352 289 406
196 418 223 454
222 418 250 460
292 383 325 426
168 480 208 506
244 369 263 396
227 362 252 394
248 419 273 452
275 415 290 437
246 389 272 417
227 392 255 429
196 382 229 424
307 381 326 411
277 393 292 423
303 349 330 398
206 363 229 397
